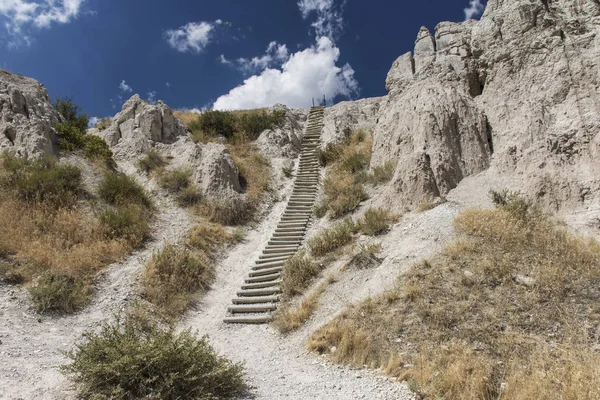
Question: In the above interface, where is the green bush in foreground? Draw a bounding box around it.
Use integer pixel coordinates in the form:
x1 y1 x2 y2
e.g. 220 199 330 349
99 172 152 209
61 313 246 400
281 251 322 297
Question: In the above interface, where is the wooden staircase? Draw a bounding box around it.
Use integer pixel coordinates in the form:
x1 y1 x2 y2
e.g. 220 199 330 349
223 106 324 324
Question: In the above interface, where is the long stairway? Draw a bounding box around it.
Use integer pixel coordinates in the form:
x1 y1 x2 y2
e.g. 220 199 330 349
223 106 324 324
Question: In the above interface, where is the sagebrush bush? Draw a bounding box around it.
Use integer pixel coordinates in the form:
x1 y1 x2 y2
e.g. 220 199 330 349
61 312 246 399
317 142 344 166
143 244 214 316
308 218 357 257
1 155 82 208
186 223 233 254
322 170 368 218
136 149 166 174
188 109 285 141
158 168 202 206
29 271 89 313
99 172 152 208
99 205 151 248
358 208 398 236
489 189 538 221
281 251 323 297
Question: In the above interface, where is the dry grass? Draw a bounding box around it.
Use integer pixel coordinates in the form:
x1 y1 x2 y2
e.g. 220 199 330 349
358 207 399 236
143 223 234 317
369 160 397 185
280 251 324 298
0 155 154 313
416 198 437 212
173 110 200 126
308 202 600 399
308 218 357 257
274 279 333 334
136 149 166 175
227 143 271 203
319 130 372 218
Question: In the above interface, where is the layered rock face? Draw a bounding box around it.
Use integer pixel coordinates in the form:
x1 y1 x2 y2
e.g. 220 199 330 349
322 97 383 146
374 0 600 209
0 70 59 159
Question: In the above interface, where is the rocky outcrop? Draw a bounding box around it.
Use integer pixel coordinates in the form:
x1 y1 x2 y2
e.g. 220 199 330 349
373 0 600 210
256 104 307 158
0 70 59 159
322 97 383 145
94 95 187 159
158 139 242 197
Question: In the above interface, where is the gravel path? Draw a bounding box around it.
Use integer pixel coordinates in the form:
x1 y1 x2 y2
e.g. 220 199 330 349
0 195 192 400
180 187 415 400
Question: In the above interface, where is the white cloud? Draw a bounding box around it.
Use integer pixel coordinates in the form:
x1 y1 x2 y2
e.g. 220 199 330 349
166 82 171 88
219 54 233 66
464 0 485 20
147 91 157 104
88 116 99 128
0 0 84 47
213 36 357 110
297 0 344 40
235 41 289 74
119 80 132 93
165 20 224 53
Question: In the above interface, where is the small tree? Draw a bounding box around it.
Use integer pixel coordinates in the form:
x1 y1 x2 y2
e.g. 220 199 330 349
53 96 89 132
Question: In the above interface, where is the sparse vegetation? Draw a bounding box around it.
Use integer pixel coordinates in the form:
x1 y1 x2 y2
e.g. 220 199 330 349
348 243 382 270
0 155 142 313
357 207 398 236
99 172 152 209
93 117 112 131
99 205 151 248
158 168 202 207
136 149 166 175
369 160 397 185
416 198 437 212
318 130 372 218
282 164 293 179
200 197 256 226
308 218 357 257
309 194 600 399
61 311 246 399
143 223 234 317
280 251 323 298
274 279 333 334
187 108 285 142
53 96 114 166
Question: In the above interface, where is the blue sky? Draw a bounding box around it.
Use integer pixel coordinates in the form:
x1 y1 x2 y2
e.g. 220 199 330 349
0 0 486 121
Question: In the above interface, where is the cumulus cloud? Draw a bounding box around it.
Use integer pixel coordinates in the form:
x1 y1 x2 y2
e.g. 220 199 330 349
235 41 289 73
119 80 132 93
213 36 357 110
0 0 85 47
165 20 225 53
219 54 233 66
464 0 485 20
297 0 344 40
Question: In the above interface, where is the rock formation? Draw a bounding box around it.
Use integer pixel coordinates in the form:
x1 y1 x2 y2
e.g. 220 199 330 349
369 0 600 210
0 70 59 159
256 104 307 158
93 95 188 158
322 97 383 145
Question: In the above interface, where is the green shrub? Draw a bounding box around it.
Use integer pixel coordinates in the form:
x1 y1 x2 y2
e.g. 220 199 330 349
369 160 397 185
237 109 285 139
1 155 82 208
188 109 285 141
53 96 89 133
489 189 538 221
136 150 166 174
99 172 152 209
317 143 344 167
358 208 398 236
53 97 113 165
143 244 214 316
308 218 357 257
29 272 89 313
61 312 246 399
281 251 322 297
99 205 151 248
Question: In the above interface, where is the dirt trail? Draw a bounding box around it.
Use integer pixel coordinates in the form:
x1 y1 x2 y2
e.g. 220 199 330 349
180 179 414 400
0 195 192 400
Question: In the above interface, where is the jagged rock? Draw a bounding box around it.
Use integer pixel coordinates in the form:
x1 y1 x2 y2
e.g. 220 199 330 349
0 70 59 159
256 104 307 158
321 97 383 146
95 95 187 158
159 139 242 197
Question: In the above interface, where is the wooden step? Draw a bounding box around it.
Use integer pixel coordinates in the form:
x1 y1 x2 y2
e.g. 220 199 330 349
228 304 278 314
231 295 279 304
223 315 273 324
237 287 281 297
241 280 281 290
